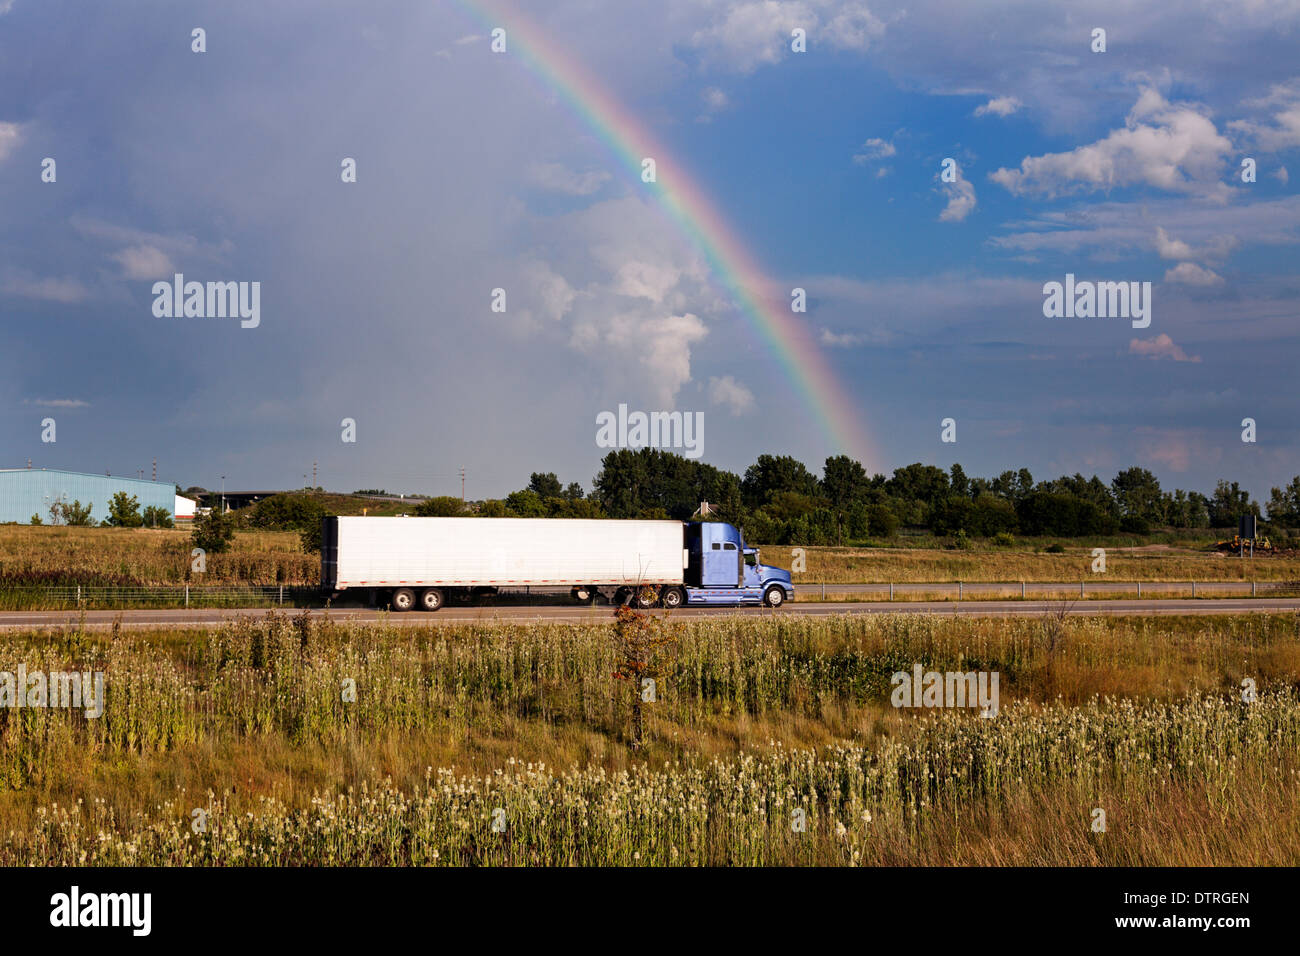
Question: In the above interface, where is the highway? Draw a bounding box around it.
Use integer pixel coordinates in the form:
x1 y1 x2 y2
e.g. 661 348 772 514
3 597 1300 630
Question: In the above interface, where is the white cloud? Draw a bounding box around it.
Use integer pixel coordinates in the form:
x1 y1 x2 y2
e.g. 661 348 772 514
937 163 976 221
690 1 883 73
1 274 88 303
990 89 1234 200
453 34 480 45
1229 79 1300 151
974 95 1021 118
23 397 90 408
110 244 176 279
527 162 611 196
708 375 755 414
852 136 895 164
0 121 21 162
699 86 730 120
1164 262 1224 286
1154 226 1194 260
820 328 866 347
1275 165 1290 184
1129 334 1201 362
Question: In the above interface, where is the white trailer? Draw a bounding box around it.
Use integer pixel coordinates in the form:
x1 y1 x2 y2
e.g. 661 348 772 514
322 516 688 611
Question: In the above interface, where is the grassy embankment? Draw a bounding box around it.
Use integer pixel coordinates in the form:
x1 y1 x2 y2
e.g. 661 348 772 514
1 611 1297 864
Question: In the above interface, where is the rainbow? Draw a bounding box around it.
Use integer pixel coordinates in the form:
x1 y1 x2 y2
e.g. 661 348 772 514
454 1 877 466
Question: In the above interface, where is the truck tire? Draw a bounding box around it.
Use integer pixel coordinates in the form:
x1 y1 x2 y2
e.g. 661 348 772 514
763 586 786 608
634 586 659 609
419 588 444 612
661 586 685 609
572 586 593 602
391 588 416 612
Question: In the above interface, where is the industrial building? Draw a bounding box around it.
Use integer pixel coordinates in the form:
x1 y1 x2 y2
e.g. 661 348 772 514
0 468 188 525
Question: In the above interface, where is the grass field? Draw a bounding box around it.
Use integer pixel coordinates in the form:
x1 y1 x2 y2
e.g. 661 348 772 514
1 611 1297 864
2 525 1296 593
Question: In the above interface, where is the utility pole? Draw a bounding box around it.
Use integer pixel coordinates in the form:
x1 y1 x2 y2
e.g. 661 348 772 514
313 460 318 491
152 457 157 482
220 475 226 514
460 466 466 502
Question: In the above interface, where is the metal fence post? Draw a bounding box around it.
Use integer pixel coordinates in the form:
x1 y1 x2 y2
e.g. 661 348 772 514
1137 581 1141 598
1191 581 1196 598
279 584 284 606
821 582 825 600
76 585 81 605
1080 581 1084 598
958 581 963 600
889 582 894 601
185 584 189 608
1021 581 1025 599
1252 580 1256 597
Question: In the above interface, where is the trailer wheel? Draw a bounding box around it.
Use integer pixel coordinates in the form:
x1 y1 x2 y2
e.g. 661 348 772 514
419 588 444 612
763 586 786 608
661 586 685 609
572 586 593 602
391 588 416 612
634 586 659 609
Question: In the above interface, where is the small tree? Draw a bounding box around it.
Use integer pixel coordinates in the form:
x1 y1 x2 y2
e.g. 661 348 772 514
192 508 237 554
414 496 465 517
29 513 42 525
610 599 677 751
142 505 174 529
61 500 95 526
106 492 144 527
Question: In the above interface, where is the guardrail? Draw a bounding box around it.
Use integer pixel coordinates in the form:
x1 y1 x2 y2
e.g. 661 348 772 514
0 585 318 610
1 580 1298 610
795 580 1300 600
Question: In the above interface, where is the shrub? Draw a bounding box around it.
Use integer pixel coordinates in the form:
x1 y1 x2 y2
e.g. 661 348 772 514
192 509 238 554
141 506 174 529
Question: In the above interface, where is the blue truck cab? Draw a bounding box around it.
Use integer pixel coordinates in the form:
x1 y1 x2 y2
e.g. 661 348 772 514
684 521 793 607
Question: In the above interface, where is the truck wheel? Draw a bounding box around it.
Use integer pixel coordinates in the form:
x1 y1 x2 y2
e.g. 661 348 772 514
391 588 415 612
634 586 659 609
763 586 786 608
572 586 593 602
661 586 685 609
419 588 444 612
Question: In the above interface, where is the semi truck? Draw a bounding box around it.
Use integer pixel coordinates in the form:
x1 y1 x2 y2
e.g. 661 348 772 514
321 516 793 611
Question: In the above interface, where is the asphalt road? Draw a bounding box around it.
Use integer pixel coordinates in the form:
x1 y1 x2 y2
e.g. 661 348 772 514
3 597 1300 630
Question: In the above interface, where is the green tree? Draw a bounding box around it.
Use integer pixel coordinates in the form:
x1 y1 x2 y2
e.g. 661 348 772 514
414 496 466 517
142 505 174 529
505 489 547 517
56 500 95 526
1111 467 1165 524
528 472 564 499
105 491 144 527
741 454 821 509
192 508 237 554
1208 480 1259 528
29 513 42 525
821 455 870 543
1267 477 1300 528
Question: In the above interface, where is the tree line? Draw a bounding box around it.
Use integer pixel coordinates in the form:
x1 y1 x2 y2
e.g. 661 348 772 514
469 450 1300 545
191 450 1300 551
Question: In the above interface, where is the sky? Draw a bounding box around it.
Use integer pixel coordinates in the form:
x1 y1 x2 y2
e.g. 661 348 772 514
1 0 1298 501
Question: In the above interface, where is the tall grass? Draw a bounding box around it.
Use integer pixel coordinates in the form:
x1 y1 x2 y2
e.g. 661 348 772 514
1 612 1297 864
12 692 1299 865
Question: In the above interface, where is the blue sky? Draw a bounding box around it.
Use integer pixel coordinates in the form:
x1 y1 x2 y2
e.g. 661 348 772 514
1 0 1298 501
